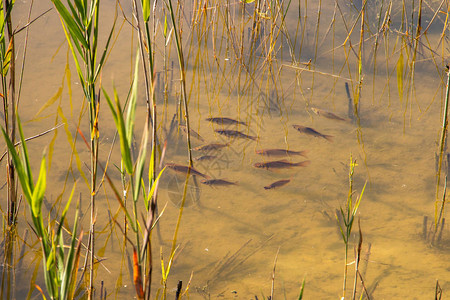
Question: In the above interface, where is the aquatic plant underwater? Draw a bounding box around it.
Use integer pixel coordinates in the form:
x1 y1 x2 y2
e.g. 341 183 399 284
1 0 450 299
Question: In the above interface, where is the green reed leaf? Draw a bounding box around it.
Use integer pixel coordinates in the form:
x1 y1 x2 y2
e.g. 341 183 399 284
17 115 34 189
2 37 13 76
93 17 116 82
147 167 165 203
61 188 78 299
134 122 148 203
51 0 89 50
298 277 306 300
142 0 150 22
58 16 85 86
56 182 76 240
126 51 139 146
103 88 133 174
73 0 86 24
65 0 84 29
1 127 32 203
31 156 46 218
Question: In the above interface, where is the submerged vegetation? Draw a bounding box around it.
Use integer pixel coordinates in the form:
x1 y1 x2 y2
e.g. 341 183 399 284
1 0 450 298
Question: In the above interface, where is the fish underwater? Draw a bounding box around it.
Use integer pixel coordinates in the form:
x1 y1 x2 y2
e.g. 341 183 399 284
215 129 257 140
165 163 208 178
292 125 333 142
193 155 218 161
180 125 205 142
254 159 311 169
201 179 238 186
193 143 229 151
206 117 247 126
256 149 308 158
311 107 350 122
264 179 291 190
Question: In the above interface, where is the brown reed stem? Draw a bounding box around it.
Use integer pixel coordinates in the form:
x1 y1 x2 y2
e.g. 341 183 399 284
435 67 450 228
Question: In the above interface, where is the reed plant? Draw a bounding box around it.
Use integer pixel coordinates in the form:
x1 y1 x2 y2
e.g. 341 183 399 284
1 117 82 300
129 1 162 294
336 154 366 300
49 0 115 297
103 52 165 300
0 2 43 298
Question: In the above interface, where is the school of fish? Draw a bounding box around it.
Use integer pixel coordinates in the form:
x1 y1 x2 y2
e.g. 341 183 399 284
166 108 348 192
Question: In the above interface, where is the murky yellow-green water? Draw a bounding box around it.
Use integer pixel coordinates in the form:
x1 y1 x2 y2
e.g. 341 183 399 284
2 0 450 299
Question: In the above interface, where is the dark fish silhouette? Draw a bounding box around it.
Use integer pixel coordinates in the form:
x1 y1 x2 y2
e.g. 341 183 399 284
165 163 208 178
256 149 308 158
201 179 237 186
180 125 205 142
311 107 350 122
292 125 333 142
215 129 256 140
206 117 247 126
264 179 291 190
254 159 311 169
193 143 229 151
194 155 218 161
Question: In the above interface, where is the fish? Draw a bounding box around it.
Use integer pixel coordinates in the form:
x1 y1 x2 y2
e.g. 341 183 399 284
264 179 291 190
256 149 308 158
292 125 333 142
206 117 247 126
215 129 257 141
165 163 208 178
311 107 350 122
193 143 229 151
180 125 205 142
254 159 311 169
194 155 218 161
201 179 238 186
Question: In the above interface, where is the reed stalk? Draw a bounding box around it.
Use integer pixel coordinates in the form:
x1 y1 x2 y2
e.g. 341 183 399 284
0 3 17 299
308 0 321 103
166 0 193 164
435 65 450 230
1 0 17 227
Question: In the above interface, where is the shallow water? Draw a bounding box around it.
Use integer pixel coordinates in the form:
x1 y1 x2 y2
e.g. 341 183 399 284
2 0 450 299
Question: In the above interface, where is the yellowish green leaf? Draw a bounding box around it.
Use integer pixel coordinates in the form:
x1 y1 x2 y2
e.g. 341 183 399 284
65 54 73 117
164 14 167 38
31 156 46 218
142 0 150 22
33 87 63 120
2 37 13 76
